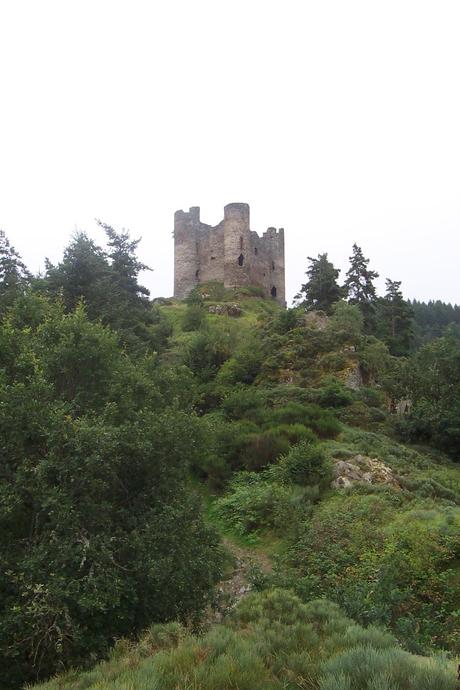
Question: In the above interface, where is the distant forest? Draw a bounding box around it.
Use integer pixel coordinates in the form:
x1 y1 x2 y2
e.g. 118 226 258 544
412 300 460 347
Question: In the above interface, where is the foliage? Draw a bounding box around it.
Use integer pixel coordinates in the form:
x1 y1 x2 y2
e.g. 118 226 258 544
296 253 344 314
376 279 414 356
279 489 460 653
399 332 460 456
32 590 457 690
412 299 460 347
278 440 332 486
39 225 161 355
344 244 379 332
182 301 206 331
213 473 294 536
0 229 31 316
0 296 223 688
328 300 364 343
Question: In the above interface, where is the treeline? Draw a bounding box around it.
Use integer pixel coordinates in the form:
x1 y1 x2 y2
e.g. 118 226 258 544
411 299 460 346
296 244 459 354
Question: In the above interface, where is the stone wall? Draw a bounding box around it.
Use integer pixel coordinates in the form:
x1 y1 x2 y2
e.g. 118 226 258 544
174 202 286 306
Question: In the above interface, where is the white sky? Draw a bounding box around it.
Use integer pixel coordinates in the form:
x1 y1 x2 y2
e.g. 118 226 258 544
0 0 459 305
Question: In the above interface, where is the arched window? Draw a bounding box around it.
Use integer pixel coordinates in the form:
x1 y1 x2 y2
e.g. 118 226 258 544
271 286 277 298
195 269 200 279
240 236 244 250
238 254 244 266
254 247 258 255
272 261 275 270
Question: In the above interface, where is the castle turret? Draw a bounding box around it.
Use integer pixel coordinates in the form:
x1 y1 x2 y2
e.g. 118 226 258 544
173 207 200 299
223 203 251 288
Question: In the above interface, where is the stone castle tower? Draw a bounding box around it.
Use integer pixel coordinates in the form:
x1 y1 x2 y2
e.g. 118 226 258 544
174 202 285 306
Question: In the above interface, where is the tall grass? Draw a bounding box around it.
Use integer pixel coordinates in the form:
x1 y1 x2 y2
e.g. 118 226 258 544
31 590 457 690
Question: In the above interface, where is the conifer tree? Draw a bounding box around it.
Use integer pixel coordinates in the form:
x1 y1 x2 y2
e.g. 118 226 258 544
378 278 414 356
0 230 31 315
344 244 379 331
296 253 343 314
42 232 110 319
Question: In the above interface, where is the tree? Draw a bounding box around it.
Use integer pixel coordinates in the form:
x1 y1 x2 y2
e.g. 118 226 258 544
40 224 166 355
378 279 414 356
398 331 460 456
0 230 31 315
0 295 223 688
344 244 379 331
296 253 343 314
42 232 110 319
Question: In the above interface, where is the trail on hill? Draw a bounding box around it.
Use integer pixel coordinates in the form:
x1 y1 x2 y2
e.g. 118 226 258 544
211 537 273 621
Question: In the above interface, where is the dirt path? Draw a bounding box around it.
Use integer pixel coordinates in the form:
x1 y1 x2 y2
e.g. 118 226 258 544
211 537 273 621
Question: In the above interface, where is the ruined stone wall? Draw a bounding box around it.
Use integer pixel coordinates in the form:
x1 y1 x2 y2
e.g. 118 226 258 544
174 203 286 305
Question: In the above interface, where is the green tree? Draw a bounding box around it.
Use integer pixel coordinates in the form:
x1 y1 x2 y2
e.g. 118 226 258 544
296 253 343 314
42 232 110 319
0 230 31 315
344 244 379 331
40 225 164 355
378 279 414 356
0 296 223 688
400 331 460 456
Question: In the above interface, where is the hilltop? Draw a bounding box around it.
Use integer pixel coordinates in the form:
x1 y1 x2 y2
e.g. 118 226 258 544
0 230 459 690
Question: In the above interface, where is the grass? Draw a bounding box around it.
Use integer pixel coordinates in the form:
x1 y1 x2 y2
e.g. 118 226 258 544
31 590 458 690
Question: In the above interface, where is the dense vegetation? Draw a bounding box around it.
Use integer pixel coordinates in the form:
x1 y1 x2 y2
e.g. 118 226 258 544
34 590 457 690
0 228 459 689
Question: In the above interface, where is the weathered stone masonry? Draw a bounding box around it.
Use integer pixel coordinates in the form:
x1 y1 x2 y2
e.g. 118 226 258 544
174 202 285 306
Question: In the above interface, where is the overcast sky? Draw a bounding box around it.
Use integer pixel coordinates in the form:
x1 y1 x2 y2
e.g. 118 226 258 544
1 0 459 305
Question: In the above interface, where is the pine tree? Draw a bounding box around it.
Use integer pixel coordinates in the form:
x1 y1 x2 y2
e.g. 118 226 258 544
344 244 379 331
296 253 343 314
0 230 31 315
42 232 110 319
97 221 154 352
378 278 414 356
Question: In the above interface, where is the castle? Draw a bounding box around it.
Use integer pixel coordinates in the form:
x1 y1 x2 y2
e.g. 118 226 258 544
173 202 285 306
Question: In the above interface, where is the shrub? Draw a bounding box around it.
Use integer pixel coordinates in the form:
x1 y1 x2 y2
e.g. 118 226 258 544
279 440 331 487
213 473 293 536
240 429 291 470
270 402 341 438
221 386 267 423
182 303 206 331
30 590 456 690
216 339 263 386
312 377 354 408
268 423 318 445
321 645 456 690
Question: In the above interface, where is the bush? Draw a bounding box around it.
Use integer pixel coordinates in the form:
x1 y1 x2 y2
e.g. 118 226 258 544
279 489 460 654
213 473 293 536
216 339 263 386
312 377 354 408
321 645 455 690
270 402 341 439
240 429 290 470
30 590 456 690
268 423 318 445
182 303 206 331
279 440 331 486
221 386 267 423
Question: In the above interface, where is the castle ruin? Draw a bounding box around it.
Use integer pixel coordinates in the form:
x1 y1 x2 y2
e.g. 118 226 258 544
174 202 285 306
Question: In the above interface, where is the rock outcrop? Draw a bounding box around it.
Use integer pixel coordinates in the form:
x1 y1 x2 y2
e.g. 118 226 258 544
332 454 399 489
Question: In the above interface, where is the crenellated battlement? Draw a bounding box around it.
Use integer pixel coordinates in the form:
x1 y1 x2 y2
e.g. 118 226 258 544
174 203 285 306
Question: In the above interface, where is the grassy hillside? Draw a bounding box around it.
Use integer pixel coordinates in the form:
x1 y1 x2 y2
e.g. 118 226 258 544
33 590 456 690
5 280 459 689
